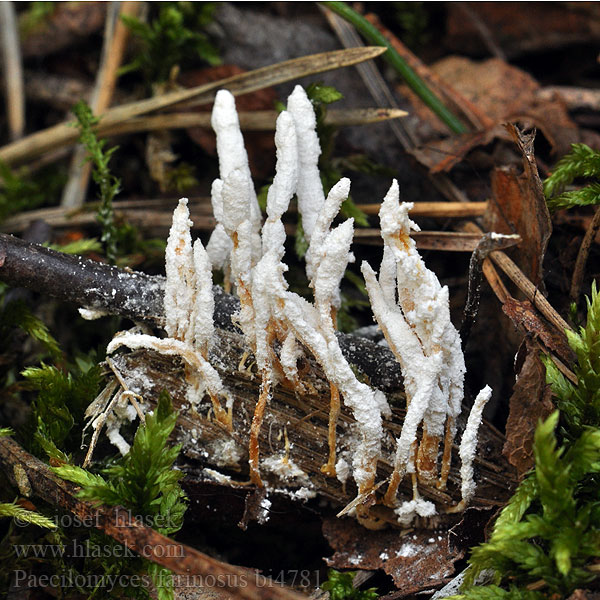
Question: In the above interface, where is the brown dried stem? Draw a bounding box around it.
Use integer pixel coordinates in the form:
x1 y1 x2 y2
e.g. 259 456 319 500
570 205 600 303
0 1 25 141
0 46 386 166
0 436 306 600
61 1 140 208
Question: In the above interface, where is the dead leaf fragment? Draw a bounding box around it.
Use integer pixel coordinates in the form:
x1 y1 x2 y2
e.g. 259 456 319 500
484 125 552 288
323 518 463 596
404 56 579 168
21 2 107 58
502 340 555 477
445 3 600 59
501 298 573 365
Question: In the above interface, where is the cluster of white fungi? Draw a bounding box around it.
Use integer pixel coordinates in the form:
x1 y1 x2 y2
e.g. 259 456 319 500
107 86 492 525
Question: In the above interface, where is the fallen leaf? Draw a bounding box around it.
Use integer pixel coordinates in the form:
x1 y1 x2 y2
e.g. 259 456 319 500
404 57 579 169
21 2 107 58
445 3 600 59
566 589 600 600
501 298 573 364
484 125 552 288
502 339 555 477
322 518 463 596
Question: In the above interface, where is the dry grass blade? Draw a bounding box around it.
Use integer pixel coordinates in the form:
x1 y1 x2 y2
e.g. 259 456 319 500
0 1 25 141
320 5 417 150
462 222 572 334
61 1 141 208
354 201 487 217
351 229 486 251
0 46 386 166
99 107 408 137
489 251 572 334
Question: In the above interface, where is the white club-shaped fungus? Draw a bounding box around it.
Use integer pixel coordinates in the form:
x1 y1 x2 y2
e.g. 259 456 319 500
108 198 232 430
103 84 495 525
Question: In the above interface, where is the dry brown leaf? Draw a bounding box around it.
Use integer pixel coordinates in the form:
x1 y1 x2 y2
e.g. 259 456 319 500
502 339 555 477
322 518 462 596
21 2 106 58
484 126 552 288
445 3 600 59
567 588 600 600
404 56 579 170
501 298 573 364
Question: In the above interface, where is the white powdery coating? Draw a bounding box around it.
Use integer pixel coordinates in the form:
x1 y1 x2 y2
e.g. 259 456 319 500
210 178 225 223
287 85 324 241
313 219 355 318
361 262 424 398
221 169 251 236
78 307 108 320
335 457 350 484
394 498 437 527
459 385 492 503
257 496 271 524
261 112 298 258
266 111 298 221
164 198 194 342
209 438 243 468
392 354 442 474
262 454 310 484
107 333 226 401
378 246 397 306
251 253 279 374
378 180 466 444
280 292 390 491
279 332 301 383
192 239 214 352
306 177 351 283
211 90 261 234
107 426 131 456
231 219 254 284
206 224 233 270
289 488 317 501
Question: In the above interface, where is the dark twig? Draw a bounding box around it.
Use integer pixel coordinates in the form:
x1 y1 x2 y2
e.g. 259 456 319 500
570 205 600 303
460 232 521 345
0 0 25 140
454 2 507 61
0 233 404 391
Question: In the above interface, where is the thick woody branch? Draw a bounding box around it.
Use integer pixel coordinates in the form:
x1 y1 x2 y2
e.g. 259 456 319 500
0 233 402 391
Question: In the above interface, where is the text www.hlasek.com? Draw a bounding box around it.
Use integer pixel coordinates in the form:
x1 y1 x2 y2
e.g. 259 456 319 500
12 540 183 559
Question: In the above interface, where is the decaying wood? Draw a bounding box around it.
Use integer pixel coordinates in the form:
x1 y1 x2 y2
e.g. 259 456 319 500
0 436 306 600
108 328 516 524
0 233 517 522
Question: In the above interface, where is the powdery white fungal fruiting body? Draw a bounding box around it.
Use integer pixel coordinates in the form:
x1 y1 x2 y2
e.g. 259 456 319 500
107 199 233 430
362 180 492 514
102 84 494 525
287 85 325 243
452 385 492 511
